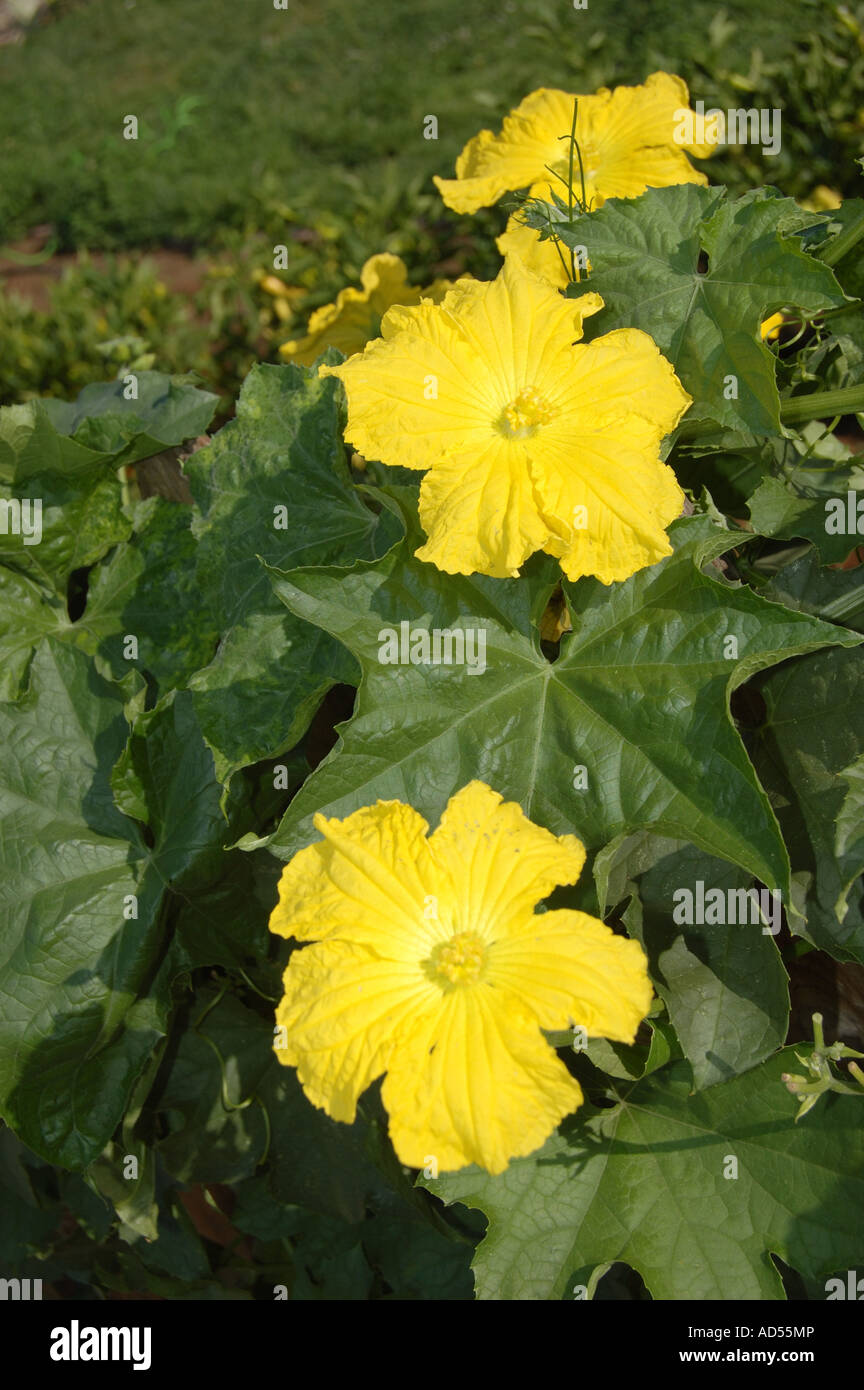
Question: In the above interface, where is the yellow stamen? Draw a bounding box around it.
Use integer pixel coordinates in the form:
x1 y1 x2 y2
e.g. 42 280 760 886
427 931 487 988
497 386 555 439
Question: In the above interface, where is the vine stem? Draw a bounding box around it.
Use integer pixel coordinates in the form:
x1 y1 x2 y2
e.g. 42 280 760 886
816 206 864 267
779 384 864 425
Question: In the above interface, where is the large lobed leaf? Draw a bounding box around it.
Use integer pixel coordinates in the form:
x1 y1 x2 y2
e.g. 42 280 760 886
0 373 218 593
266 495 857 897
545 185 846 437
424 1049 864 1300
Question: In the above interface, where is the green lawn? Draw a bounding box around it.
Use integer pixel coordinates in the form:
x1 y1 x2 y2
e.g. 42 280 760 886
1 0 861 254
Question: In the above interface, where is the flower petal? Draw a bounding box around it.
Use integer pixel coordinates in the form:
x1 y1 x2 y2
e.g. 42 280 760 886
280 253 417 365
383 986 584 1173
497 216 572 290
434 74 714 215
269 799 440 957
415 436 549 577
276 938 439 1122
485 908 653 1041
434 88 577 213
425 781 586 939
443 256 602 394
585 71 715 166
319 295 496 470
526 327 690 583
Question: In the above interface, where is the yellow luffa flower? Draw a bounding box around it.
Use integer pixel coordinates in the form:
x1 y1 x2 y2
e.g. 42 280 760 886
800 184 842 213
760 312 786 342
434 72 715 216
269 781 652 1174
320 255 691 583
279 252 456 366
497 214 584 291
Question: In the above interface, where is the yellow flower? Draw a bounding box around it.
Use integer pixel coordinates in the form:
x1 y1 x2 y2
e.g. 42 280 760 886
320 255 691 584
279 252 457 366
434 72 715 216
497 211 597 291
799 185 842 213
497 214 585 290
269 781 652 1174
760 312 786 342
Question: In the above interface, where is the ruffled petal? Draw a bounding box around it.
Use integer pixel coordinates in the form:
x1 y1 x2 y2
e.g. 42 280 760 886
585 145 709 204
415 436 548 577
587 71 715 162
383 985 584 1173
526 327 690 582
319 294 496 470
537 428 685 584
275 938 440 1122
485 908 653 1041
280 253 418 365
434 87 577 213
497 215 574 290
446 256 602 394
435 74 713 215
425 781 586 939
269 799 440 957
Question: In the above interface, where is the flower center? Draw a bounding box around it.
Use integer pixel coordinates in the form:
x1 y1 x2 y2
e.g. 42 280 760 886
496 386 555 440
550 145 598 191
427 931 487 989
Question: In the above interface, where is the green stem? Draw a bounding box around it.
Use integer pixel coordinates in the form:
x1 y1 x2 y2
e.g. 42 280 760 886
567 100 577 280
780 384 864 425
817 206 864 267
812 582 864 628
545 207 574 285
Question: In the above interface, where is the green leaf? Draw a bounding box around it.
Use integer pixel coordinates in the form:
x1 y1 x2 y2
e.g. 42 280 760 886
0 1125 58 1264
86 363 399 786
761 547 864 632
266 498 856 896
0 373 218 486
110 688 229 893
748 474 864 566
599 836 789 1088
0 641 164 1167
0 568 72 699
361 1207 475 1300
156 989 272 1185
84 497 220 691
262 1066 389 1226
0 644 249 1167
558 185 845 437
0 372 217 594
0 471 131 595
752 646 864 962
836 752 864 860
423 1049 864 1300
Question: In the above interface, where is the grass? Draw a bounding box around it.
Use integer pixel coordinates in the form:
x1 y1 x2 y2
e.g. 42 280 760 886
1 0 862 412
1 0 862 258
